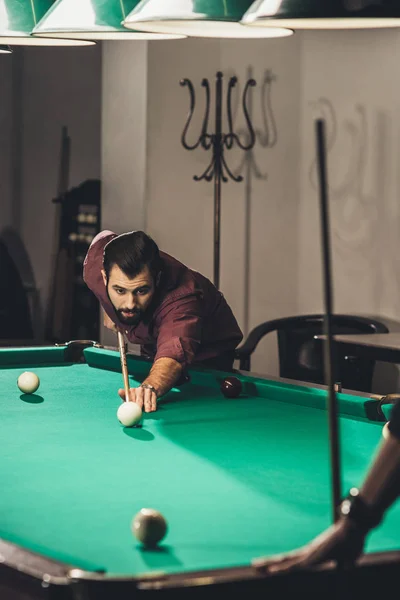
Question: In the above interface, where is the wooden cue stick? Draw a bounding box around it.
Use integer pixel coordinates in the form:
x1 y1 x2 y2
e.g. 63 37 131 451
117 331 130 402
315 118 342 523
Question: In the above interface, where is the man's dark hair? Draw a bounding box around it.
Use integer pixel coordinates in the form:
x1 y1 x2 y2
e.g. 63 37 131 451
103 231 162 281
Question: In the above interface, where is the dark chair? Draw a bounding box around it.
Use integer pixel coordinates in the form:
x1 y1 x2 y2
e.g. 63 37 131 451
235 314 389 393
0 240 34 341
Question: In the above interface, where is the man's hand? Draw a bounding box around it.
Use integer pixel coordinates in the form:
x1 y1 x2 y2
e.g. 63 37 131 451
118 387 157 413
252 518 366 574
117 358 182 413
103 311 117 333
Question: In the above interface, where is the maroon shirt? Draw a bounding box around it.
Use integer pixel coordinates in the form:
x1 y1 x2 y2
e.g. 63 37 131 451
83 231 243 370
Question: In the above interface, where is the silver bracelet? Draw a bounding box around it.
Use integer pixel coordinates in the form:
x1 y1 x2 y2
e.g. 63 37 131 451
140 383 159 398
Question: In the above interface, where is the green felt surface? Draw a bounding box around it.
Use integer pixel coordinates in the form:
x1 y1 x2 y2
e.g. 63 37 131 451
1 348 399 577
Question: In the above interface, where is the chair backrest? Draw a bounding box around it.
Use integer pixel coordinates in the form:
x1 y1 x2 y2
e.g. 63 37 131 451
276 314 388 392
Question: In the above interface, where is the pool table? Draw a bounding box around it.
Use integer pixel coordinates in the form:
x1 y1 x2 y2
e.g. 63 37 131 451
1 341 400 600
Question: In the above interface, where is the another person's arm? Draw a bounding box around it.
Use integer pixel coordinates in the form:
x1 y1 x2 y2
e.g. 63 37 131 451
253 400 400 573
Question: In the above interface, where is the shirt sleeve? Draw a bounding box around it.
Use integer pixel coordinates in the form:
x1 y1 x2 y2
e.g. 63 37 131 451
88 230 115 249
153 295 203 368
83 230 116 294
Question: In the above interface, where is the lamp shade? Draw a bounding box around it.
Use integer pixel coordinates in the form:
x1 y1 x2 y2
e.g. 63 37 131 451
0 0 94 44
33 0 184 40
124 0 293 38
0 44 11 52
242 0 400 29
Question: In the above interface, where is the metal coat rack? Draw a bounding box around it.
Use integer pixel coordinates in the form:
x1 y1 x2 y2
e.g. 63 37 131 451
180 71 257 289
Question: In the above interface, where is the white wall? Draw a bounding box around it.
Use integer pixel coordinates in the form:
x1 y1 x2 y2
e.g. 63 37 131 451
299 29 400 315
145 38 220 281
145 36 302 374
101 41 148 234
298 29 400 391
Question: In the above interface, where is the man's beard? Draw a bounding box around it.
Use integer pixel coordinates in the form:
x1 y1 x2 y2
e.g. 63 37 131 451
116 308 142 326
105 284 143 326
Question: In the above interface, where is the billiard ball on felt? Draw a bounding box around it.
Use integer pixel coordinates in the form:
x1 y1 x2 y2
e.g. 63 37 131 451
220 376 242 398
17 371 40 395
117 402 142 427
132 508 168 548
383 422 390 440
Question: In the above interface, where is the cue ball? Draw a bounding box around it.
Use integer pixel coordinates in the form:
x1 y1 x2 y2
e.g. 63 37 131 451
17 371 40 394
117 402 142 427
132 508 168 548
220 376 242 398
383 422 390 440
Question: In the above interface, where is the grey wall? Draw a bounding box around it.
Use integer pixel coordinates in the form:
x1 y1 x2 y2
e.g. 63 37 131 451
101 40 148 349
0 51 16 231
0 45 102 336
19 45 102 324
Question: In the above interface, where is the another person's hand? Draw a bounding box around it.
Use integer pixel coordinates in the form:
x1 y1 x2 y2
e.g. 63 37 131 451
118 386 158 413
253 518 366 574
103 311 117 333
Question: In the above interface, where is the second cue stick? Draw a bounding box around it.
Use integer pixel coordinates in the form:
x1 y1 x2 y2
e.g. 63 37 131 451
117 331 130 402
315 118 342 523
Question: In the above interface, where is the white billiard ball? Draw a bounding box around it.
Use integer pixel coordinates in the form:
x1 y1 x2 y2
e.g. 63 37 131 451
117 402 142 427
17 371 40 395
132 508 168 548
383 422 390 440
